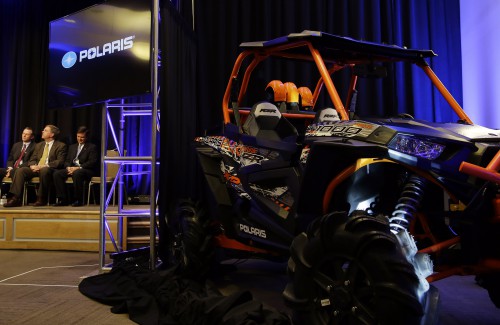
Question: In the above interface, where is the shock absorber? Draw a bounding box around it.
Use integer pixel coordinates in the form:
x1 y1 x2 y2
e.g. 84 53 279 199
389 174 433 301
389 174 426 234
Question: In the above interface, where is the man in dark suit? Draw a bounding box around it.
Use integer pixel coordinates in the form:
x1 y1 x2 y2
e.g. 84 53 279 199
53 126 98 207
3 124 67 207
0 127 36 181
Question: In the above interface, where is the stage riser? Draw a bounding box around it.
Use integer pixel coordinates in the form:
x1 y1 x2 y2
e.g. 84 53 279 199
0 209 124 252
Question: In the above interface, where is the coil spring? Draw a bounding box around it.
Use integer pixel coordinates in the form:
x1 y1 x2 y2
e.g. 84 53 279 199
389 175 426 234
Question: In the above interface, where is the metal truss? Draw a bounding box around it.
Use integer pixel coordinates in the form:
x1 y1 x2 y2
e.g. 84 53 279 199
98 0 160 272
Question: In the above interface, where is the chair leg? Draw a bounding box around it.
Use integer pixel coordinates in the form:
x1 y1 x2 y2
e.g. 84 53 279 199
23 183 27 206
87 183 92 206
82 180 87 205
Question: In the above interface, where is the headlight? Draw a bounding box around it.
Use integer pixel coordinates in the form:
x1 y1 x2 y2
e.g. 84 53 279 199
388 134 445 160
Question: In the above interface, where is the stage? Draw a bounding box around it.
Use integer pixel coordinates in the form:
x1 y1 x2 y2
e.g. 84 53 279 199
0 204 150 252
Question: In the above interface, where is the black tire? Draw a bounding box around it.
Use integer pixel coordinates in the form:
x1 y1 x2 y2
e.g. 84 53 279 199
167 199 214 280
283 211 425 324
480 273 500 308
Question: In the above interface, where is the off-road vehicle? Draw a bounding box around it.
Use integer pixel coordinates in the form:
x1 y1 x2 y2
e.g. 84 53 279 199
167 31 500 324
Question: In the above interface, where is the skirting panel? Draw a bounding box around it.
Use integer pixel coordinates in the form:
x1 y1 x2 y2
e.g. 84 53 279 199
0 207 126 252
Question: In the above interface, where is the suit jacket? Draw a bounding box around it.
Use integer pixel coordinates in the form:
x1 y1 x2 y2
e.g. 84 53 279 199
6 141 36 168
64 142 98 172
28 140 67 169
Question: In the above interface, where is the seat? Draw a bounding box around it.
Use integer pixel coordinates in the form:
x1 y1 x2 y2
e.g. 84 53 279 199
25 177 51 205
65 177 87 205
87 150 121 206
313 107 340 124
2 176 47 206
1 177 14 204
242 101 298 142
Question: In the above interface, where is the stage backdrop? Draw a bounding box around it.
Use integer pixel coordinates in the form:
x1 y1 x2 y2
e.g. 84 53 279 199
1 0 464 208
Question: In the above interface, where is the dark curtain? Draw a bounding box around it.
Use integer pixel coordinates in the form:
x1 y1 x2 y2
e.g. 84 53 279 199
0 0 153 197
0 0 103 165
157 2 198 259
158 2 198 204
191 0 463 133
1 0 462 213
154 0 463 237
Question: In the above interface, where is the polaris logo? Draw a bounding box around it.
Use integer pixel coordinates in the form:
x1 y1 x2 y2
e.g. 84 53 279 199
61 36 135 68
239 223 267 238
260 108 278 113
255 104 281 118
61 51 77 68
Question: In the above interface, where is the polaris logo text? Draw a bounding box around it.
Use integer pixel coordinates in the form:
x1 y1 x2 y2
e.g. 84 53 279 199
61 36 135 68
239 224 267 238
260 108 278 113
80 36 134 62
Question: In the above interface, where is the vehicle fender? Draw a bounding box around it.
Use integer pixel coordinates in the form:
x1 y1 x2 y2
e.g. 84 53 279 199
296 139 389 217
196 146 232 206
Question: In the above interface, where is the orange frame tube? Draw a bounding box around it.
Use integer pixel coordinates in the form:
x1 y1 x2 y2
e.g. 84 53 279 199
308 44 349 120
224 41 476 128
223 50 252 124
222 40 351 124
418 63 473 125
460 149 500 185
322 164 357 214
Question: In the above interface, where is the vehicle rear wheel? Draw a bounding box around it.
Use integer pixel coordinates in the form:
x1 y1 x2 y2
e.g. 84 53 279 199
168 199 214 280
283 211 425 324
481 273 500 308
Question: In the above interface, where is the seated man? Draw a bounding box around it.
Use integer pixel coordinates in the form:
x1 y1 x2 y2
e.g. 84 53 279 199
53 126 98 207
3 125 67 207
0 127 36 181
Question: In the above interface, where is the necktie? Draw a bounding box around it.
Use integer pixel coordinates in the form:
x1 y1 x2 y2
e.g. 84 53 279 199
74 144 83 166
14 144 27 168
38 143 49 166
76 144 83 158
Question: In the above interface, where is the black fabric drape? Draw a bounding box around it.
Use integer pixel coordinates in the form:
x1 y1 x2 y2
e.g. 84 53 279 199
78 261 292 324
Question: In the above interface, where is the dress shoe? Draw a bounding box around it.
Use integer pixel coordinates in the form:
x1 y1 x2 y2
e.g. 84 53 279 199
71 201 83 207
32 199 47 207
3 196 21 208
52 200 68 207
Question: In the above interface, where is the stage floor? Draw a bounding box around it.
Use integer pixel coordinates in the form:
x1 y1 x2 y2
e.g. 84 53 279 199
0 250 499 324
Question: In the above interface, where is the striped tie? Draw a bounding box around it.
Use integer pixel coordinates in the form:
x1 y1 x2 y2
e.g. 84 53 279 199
14 144 27 168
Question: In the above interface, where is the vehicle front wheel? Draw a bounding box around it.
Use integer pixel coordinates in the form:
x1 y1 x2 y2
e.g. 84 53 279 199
283 211 426 324
166 199 214 280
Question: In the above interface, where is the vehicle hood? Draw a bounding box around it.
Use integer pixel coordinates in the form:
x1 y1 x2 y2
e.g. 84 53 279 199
372 118 500 143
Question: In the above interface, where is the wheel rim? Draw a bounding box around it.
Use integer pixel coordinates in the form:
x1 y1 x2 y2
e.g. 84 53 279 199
286 213 424 325
313 256 377 324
